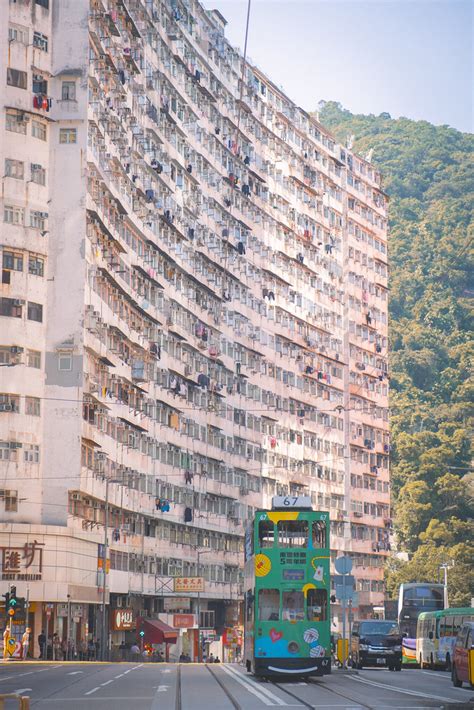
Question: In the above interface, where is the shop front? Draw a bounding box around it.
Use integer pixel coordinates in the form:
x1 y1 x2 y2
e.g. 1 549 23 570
109 607 136 661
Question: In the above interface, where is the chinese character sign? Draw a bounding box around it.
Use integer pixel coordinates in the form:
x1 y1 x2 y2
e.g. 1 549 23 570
1 540 44 581
173 577 204 593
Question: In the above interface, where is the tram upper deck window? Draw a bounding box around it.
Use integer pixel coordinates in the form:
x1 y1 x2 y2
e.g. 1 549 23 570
282 590 305 621
312 520 327 548
259 520 275 547
307 588 328 622
259 589 280 620
277 520 308 547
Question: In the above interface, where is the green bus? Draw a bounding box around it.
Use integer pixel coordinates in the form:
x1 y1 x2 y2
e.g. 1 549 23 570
416 607 474 670
243 496 332 677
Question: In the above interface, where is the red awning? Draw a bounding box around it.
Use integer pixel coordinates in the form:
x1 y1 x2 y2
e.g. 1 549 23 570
142 619 178 644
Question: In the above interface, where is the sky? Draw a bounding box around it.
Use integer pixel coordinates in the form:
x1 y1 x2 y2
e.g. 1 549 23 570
202 0 473 133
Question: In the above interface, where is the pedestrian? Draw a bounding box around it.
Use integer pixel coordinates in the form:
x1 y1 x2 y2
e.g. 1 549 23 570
87 639 95 661
21 627 31 660
38 630 46 659
52 633 61 661
130 643 140 658
214 656 220 663
207 653 215 663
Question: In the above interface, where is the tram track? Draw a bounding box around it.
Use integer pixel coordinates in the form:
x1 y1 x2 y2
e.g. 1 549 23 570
270 674 375 710
174 664 241 710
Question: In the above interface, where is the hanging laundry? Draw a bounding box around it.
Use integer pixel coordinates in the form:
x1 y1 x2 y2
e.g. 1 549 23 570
237 242 245 255
197 373 210 388
184 507 193 522
184 470 193 484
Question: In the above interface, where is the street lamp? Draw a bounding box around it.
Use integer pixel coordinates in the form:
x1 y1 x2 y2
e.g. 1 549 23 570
439 561 454 607
100 477 120 661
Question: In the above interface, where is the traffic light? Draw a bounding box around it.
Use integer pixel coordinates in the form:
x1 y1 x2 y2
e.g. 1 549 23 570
7 586 18 617
139 630 145 638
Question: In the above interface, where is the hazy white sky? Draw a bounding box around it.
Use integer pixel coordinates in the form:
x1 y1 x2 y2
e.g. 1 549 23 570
202 0 473 133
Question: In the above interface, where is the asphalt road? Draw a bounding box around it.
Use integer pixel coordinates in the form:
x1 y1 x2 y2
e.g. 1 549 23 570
0 662 473 709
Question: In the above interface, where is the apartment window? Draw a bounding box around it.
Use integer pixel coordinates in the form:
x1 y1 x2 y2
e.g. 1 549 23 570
28 255 44 276
27 302 43 322
35 0 49 7
59 128 77 144
3 251 23 272
32 75 47 94
5 159 24 180
8 25 28 44
33 32 48 51
0 298 23 318
0 348 13 366
0 394 20 413
25 396 40 416
61 81 76 101
24 444 40 463
7 68 27 90
5 111 27 135
30 163 46 185
32 120 47 140
4 205 24 225
30 211 47 229
58 353 72 371
0 443 11 461
27 350 41 368
5 491 18 512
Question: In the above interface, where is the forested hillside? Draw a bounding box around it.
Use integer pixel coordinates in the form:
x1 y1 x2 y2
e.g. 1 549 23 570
318 102 474 605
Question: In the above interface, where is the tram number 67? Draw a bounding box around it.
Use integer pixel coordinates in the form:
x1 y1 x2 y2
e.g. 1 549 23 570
283 496 299 506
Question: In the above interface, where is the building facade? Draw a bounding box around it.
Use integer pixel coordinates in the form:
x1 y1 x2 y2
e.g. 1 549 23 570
0 0 389 659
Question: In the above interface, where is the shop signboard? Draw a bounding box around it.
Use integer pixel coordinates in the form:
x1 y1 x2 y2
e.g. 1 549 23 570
173 577 204 593
173 614 195 629
163 597 191 612
1 539 44 581
111 609 135 631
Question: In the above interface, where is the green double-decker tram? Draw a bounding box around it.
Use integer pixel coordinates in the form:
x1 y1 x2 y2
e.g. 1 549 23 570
244 496 332 677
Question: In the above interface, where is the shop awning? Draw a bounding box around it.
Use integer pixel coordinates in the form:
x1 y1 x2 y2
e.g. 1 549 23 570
142 619 178 644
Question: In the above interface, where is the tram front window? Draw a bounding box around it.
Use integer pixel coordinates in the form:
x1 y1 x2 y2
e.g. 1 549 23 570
259 520 275 547
259 589 280 620
277 520 308 547
307 589 328 621
282 591 305 621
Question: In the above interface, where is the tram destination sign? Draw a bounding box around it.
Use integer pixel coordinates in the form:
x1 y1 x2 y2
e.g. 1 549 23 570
271 496 312 509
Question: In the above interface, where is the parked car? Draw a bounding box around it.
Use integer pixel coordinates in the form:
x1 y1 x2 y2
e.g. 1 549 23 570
351 619 402 671
452 620 474 688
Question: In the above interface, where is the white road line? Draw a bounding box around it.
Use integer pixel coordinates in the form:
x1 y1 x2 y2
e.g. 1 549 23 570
14 688 32 694
220 664 288 706
101 679 113 686
0 671 35 682
351 674 462 702
419 670 450 678
67 671 84 676
114 673 124 679
219 665 278 706
84 686 100 695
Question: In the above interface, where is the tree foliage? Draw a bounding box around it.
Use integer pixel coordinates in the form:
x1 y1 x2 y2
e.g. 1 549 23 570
318 102 473 603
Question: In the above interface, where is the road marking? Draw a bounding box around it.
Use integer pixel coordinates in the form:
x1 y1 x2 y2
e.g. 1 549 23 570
101 679 113 686
219 664 285 706
419 670 450 678
224 664 291 704
67 671 84 675
351 674 463 702
157 684 169 692
0 671 35 682
14 688 32 694
85 686 100 695
114 673 124 679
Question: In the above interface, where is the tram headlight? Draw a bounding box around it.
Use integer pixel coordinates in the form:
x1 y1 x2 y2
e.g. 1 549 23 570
359 644 369 651
288 641 300 654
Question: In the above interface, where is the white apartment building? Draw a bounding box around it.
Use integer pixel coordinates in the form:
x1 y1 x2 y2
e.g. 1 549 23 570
0 0 390 659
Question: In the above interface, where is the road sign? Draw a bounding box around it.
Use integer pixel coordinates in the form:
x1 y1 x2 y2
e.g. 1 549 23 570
332 575 355 588
335 585 355 601
335 556 352 575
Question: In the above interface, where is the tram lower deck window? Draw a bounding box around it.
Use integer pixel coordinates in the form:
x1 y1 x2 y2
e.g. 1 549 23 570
307 589 328 621
278 520 308 547
259 589 280 620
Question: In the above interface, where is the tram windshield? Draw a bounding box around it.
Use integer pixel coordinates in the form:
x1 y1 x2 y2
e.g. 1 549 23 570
258 589 280 620
282 590 305 621
277 520 308 547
